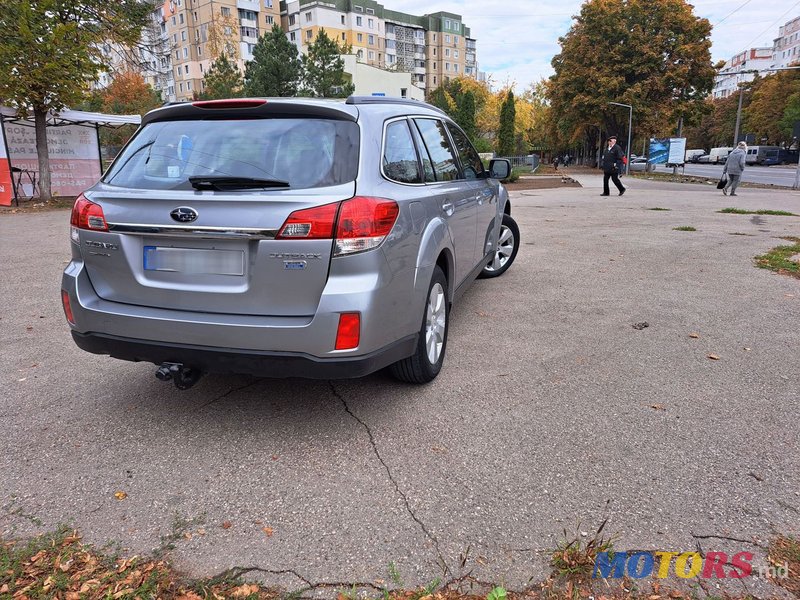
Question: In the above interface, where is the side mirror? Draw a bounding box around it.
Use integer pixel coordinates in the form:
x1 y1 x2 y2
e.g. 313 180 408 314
489 159 511 180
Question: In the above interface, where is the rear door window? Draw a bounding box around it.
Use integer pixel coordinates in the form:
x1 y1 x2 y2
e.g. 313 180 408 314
412 118 459 182
382 120 421 184
446 123 485 179
104 118 360 190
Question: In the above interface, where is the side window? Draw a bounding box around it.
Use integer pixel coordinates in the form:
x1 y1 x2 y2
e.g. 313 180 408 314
413 118 459 182
383 120 421 184
446 123 485 179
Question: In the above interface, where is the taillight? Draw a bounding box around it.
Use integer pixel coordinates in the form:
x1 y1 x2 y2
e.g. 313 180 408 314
70 194 108 233
61 290 75 325
275 196 399 256
334 197 399 256
276 202 340 239
335 313 360 350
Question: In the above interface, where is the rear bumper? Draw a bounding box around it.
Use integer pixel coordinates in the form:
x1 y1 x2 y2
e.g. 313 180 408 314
72 331 417 379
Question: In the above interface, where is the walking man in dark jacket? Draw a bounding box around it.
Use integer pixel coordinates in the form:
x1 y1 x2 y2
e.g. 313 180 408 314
600 135 626 196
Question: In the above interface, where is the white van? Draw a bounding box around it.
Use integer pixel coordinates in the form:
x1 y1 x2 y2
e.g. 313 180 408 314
709 147 733 164
685 149 705 163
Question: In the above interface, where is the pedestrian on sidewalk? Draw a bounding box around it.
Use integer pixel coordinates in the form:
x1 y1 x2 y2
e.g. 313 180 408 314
553 155 560 171
600 135 626 196
722 142 746 196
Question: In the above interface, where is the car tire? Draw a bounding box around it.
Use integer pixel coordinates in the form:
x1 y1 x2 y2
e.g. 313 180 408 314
479 213 520 279
390 266 448 384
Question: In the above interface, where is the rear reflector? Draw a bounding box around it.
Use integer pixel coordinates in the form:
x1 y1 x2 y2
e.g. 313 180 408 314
192 99 267 109
70 194 108 232
61 290 75 325
335 313 360 350
277 202 340 239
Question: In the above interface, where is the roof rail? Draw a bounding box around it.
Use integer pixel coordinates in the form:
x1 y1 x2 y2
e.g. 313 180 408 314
345 96 446 115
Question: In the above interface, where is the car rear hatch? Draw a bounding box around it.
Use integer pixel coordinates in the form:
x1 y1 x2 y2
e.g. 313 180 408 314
74 99 360 317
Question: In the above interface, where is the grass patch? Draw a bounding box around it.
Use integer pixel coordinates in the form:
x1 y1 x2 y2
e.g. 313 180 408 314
673 226 697 231
647 207 671 211
755 237 800 279
768 535 800 596
550 520 617 581
719 207 797 216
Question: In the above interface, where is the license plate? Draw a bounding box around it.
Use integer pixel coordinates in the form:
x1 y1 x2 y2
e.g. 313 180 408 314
143 246 244 276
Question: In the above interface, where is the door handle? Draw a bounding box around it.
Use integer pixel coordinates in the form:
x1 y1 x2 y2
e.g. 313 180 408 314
442 202 454 215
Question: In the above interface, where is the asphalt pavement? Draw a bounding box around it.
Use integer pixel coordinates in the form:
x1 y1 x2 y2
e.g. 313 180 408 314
653 163 798 187
1 179 799 597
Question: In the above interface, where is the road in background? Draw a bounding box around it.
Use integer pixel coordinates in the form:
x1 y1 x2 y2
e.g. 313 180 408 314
653 163 796 187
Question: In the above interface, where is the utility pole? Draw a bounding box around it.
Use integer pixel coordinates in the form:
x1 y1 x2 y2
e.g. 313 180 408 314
673 116 683 176
733 84 744 146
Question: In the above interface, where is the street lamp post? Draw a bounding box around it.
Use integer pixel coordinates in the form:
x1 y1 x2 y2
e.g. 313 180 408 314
608 102 632 175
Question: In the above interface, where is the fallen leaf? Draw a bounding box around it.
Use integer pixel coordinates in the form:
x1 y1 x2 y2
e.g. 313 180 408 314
262 526 274 537
196 528 206 536
221 521 232 529
707 354 720 360
176 593 203 600
66 592 80 600
26 326 33 331
17 378 26 382
183 533 192 540
689 333 700 339
271 455 279 461
669 591 683 599
232 584 259 598
0 584 9 594
649 596 661 600
744 347 751 351
650 404 666 411
114 491 128 500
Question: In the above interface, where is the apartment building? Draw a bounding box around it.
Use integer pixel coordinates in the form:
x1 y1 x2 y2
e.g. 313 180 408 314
93 6 175 102
281 0 477 95
163 0 281 102
773 15 800 69
712 47 773 99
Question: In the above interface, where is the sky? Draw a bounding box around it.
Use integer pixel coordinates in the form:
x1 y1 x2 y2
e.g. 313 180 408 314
395 0 800 89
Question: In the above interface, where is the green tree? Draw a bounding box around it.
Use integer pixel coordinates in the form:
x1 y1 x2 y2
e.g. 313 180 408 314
744 70 800 145
497 91 516 157
547 0 714 152
0 0 153 200
455 91 477 142
301 29 354 98
244 24 302 97
201 53 244 100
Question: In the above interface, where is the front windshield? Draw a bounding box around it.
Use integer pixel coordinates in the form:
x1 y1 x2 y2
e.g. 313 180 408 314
104 117 360 191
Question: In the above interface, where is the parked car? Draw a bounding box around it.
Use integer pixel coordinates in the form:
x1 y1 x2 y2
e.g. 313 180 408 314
773 148 799 165
685 149 705 163
709 147 733 164
61 97 519 387
696 154 712 164
629 157 649 172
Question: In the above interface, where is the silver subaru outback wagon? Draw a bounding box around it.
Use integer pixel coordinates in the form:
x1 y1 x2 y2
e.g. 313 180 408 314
61 97 519 388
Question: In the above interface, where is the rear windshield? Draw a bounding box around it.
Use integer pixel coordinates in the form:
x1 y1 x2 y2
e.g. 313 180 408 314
104 118 360 190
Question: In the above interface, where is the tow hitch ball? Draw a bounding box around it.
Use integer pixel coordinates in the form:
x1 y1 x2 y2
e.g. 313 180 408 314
155 362 203 390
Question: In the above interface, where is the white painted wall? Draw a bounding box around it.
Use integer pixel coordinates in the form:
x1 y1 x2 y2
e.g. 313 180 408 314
341 54 424 100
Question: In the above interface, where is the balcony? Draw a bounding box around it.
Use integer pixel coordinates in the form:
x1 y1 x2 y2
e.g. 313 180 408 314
237 0 259 12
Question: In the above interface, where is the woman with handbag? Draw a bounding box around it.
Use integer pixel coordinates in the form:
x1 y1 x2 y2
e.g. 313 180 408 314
722 142 747 196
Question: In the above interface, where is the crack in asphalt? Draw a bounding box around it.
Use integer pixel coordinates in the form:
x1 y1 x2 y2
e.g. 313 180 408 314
690 533 765 547
195 378 261 412
211 566 312 587
329 381 450 577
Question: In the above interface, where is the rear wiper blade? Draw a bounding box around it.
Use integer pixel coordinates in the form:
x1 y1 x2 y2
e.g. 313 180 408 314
189 176 290 190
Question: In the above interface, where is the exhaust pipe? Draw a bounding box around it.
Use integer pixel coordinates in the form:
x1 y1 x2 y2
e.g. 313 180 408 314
155 362 204 390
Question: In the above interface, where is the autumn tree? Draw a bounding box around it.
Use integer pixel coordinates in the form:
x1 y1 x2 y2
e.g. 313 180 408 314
0 0 154 200
497 91 516 156
100 71 162 148
744 69 800 145
244 24 302 97
207 13 240 61
201 53 244 100
301 29 354 98
548 0 714 152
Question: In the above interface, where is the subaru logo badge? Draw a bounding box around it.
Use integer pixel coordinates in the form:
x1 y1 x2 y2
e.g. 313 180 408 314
170 207 198 223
